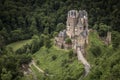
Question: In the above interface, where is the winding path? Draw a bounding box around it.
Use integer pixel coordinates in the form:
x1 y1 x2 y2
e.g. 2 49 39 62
30 60 53 76
31 60 45 73
77 48 90 76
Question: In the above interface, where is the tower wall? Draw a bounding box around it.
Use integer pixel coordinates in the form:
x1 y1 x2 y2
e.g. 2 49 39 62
67 10 88 55
66 10 78 38
106 32 111 45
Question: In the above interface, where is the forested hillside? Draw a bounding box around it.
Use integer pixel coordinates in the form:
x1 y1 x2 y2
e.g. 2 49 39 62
0 0 120 80
0 0 120 46
84 31 120 80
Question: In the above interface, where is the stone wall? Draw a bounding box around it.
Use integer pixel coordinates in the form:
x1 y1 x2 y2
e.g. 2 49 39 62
55 10 89 55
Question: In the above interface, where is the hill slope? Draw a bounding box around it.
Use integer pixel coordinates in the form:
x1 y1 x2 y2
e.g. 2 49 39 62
31 46 84 80
85 31 120 80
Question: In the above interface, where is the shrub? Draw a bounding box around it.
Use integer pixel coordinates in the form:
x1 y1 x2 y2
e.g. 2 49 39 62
36 60 40 65
51 55 57 61
65 38 72 44
90 45 102 57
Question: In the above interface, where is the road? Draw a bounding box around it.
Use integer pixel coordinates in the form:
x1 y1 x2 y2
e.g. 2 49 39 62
77 48 90 76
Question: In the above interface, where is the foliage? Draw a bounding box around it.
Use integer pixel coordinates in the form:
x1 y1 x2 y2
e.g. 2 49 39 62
15 34 46 54
51 55 57 61
111 31 120 49
1 68 12 80
90 45 102 57
98 23 110 37
0 49 32 80
65 38 72 44
0 0 119 47
68 49 75 59
56 23 65 32
32 46 84 80
93 23 110 37
85 31 120 80
44 35 52 49
0 0 120 79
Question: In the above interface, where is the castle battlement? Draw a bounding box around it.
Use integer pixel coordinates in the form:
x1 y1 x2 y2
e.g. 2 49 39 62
68 10 78 18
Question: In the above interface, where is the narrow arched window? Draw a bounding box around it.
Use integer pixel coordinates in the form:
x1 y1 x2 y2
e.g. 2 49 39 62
68 23 70 26
83 25 86 30
71 11 73 16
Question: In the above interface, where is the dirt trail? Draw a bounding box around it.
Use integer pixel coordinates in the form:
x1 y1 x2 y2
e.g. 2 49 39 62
31 60 44 73
77 48 90 76
30 60 53 77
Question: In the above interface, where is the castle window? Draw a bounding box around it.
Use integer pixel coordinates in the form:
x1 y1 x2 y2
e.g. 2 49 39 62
68 23 70 26
80 27 82 30
71 11 73 16
83 25 86 30
74 12 76 16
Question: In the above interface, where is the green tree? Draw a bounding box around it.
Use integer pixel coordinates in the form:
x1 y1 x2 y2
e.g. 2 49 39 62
11 29 23 41
93 23 99 30
44 27 49 35
56 23 65 32
44 36 51 49
39 34 45 47
0 35 5 49
112 31 120 48
65 38 72 44
1 68 12 80
53 32 58 37
98 23 110 37
0 19 3 30
90 45 102 57
0 27 8 44
18 16 25 28
31 39 40 53
29 25 38 35
29 18 38 35
68 49 74 58
51 55 57 61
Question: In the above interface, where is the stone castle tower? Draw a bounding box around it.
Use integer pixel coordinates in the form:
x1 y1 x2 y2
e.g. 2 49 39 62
66 10 88 37
55 10 89 54
66 10 88 53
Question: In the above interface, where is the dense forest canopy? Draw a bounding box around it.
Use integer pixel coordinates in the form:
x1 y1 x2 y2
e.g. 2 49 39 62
0 0 120 45
0 0 120 80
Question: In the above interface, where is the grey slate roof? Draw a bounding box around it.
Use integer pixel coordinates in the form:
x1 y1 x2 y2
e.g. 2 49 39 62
58 30 66 37
80 30 88 38
79 10 88 18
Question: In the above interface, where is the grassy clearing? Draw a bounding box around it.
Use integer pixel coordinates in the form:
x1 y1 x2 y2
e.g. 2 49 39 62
7 39 32 51
32 46 84 80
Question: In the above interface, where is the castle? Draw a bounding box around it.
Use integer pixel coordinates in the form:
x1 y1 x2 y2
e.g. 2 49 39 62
55 10 89 54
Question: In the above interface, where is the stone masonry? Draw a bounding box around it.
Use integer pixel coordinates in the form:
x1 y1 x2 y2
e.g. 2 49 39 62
55 10 89 55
